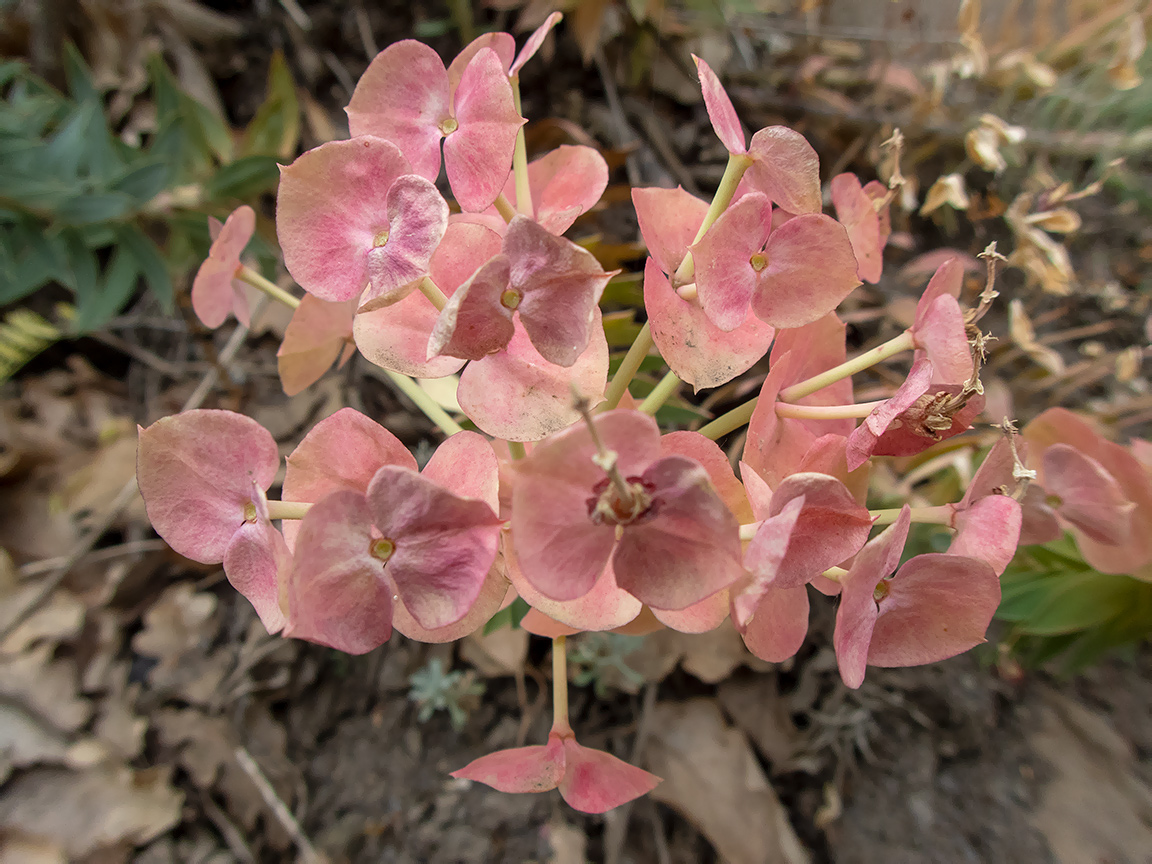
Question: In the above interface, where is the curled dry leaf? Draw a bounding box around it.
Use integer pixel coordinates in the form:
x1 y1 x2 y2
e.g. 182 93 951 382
0 765 182 858
646 700 809 864
0 645 91 734
920 174 970 216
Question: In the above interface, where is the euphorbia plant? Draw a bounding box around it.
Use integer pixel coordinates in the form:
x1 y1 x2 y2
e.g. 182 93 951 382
136 17 1070 813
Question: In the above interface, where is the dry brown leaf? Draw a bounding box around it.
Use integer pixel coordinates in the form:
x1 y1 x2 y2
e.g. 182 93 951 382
1 590 85 655
680 620 769 684
1030 689 1152 864
0 644 91 733
154 708 235 788
717 675 807 770
131 583 217 667
0 702 107 784
1009 299 1065 375
0 765 182 858
1024 208 1082 234
545 818 587 864
0 833 66 864
58 426 143 527
94 693 147 761
460 627 529 678
920 173 970 216
646 700 809 864
1108 14 1146 90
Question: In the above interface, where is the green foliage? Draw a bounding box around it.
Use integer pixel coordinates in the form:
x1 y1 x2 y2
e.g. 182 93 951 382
482 596 531 636
0 45 300 378
569 632 646 698
997 534 1152 673
407 657 486 731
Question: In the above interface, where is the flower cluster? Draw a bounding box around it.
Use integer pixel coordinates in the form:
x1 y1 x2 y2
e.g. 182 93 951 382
142 18 1027 814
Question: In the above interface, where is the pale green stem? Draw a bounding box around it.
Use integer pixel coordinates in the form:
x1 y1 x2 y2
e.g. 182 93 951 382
869 504 955 526
510 78 534 219
698 396 758 440
602 323 653 411
383 370 464 436
507 440 527 460
672 152 754 286
551 635 572 736
266 501 313 520
638 370 682 415
418 276 447 311
823 565 849 582
778 330 916 403
775 399 886 420
237 266 300 310
493 192 518 223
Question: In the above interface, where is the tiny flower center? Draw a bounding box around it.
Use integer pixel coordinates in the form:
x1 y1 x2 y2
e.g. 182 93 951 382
586 476 657 527
438 116 458 136
500 288 522 310
370 537 396 561
873 580 890 603
373 229 390 248
243 501 258 523
1045 493 1063 509
749 252 769 272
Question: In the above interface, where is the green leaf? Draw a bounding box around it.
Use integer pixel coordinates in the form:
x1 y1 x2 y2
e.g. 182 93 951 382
1015 570 1136 636
111 161 171 203
183 93 233 164
481 597 531 635
62 43 99 104
55 192 134 225
0 59 25 88
116 224 173 311
241 50 300 160
58 232 100 308
42 101 97 179
204 155 280 201
73 244 140 332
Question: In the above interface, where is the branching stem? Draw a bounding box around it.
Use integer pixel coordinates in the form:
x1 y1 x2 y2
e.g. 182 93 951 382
602 323 654 411
778 330 915 403
383 370 464 436
638 370 682 415
698 397 757 440
266 501 313 520
672 152 754 286
237 266 300 310
774 400 885 420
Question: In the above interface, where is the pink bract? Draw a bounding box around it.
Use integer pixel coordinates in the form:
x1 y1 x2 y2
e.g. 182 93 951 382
283 490 395 653
692 56 821 214
455 308 609 442
452 731 660 814
277 137 448 304
834 507 1001 688
347 42 524 212
511 410 744 609
831 174 890 284
845 357 935 471
433 217 611 366
691 192 860 331
634 188 774 391
137 410 287 632
499 144 608 234
911 258 973 386
192 206 255 328
277 295 357 396
354 220 499 379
